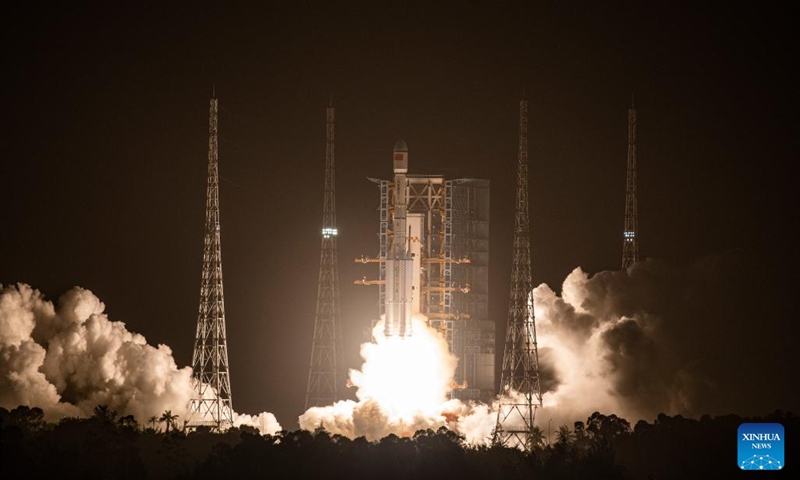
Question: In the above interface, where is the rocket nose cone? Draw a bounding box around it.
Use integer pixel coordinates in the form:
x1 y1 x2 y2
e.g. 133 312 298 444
393 139 408 152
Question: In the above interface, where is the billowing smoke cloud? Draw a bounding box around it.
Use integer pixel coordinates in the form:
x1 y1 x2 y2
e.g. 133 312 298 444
300 249 788 443
535 249 787 429
0 283 280 435
233 411 281 434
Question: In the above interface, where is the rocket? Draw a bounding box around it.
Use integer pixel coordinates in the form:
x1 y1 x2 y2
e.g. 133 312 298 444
384 139 415 338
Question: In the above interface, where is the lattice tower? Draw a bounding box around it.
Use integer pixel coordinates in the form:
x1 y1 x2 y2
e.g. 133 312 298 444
493 96 543 451
305 98 343 409
187 91 234 431
622 95 639 269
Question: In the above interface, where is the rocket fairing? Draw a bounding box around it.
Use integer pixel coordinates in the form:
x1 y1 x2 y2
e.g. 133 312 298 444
385 140 415 338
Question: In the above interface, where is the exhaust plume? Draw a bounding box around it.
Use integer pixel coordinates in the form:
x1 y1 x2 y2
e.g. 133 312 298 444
301 249 788 443
535 250 787 428
299 315 504 443
0 282 280 434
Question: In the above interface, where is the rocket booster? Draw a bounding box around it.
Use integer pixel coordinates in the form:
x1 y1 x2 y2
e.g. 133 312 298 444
385 140 414 338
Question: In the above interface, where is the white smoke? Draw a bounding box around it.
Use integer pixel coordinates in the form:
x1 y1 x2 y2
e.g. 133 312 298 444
534 263 694 429
533 251 774 429
299 315 509 445
302 252 773 443
233 411 282 434
0 282 281 435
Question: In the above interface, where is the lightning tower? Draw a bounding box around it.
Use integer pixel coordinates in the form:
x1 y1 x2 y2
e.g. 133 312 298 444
622 95 639 269
493 95 543 450
305 97 343 409
187 90 234 431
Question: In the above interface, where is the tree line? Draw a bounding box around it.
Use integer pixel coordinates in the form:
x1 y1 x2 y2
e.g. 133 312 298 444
1 405 795 479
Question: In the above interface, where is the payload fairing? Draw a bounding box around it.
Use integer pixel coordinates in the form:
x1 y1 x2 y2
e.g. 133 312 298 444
384 140 418 338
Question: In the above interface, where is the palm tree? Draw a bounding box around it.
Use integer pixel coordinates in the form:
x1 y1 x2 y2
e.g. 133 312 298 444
93 404 118 423
159 410 178 433
556 425 573 446
528 426 545 449
148 416 159 432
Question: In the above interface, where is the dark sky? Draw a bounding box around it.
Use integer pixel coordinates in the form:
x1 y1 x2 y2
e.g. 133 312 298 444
2 2 796 430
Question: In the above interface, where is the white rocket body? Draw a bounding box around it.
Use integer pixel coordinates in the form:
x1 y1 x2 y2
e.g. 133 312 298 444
385 140 415 338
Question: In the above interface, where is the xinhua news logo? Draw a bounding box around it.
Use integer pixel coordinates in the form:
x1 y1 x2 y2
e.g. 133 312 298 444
738 423 784 470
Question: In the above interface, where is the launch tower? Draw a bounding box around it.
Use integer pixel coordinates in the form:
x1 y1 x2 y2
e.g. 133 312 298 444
493 96 543 450
358 142 494 403
186 91 234 431
305 98 344 409
622 95 639 269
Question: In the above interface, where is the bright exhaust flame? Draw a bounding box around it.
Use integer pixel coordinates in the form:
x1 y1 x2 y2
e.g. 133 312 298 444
299 314 502 443
351 315 456 418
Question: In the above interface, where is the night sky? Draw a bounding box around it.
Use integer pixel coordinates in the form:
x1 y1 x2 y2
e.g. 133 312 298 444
2 2 796 430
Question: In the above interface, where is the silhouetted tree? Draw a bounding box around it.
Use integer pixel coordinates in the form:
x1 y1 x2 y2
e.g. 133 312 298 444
3 404 797 480
159 410 178 433
147 415 159 431
118 414 139 430
93 404 118 423
587 411 631 444
530 425 545 449
556 424 573 446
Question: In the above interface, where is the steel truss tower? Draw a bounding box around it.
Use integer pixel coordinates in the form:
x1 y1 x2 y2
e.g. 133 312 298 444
622 95 639 269
305 98 343 409
493 96 542 450
187 92 234 431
